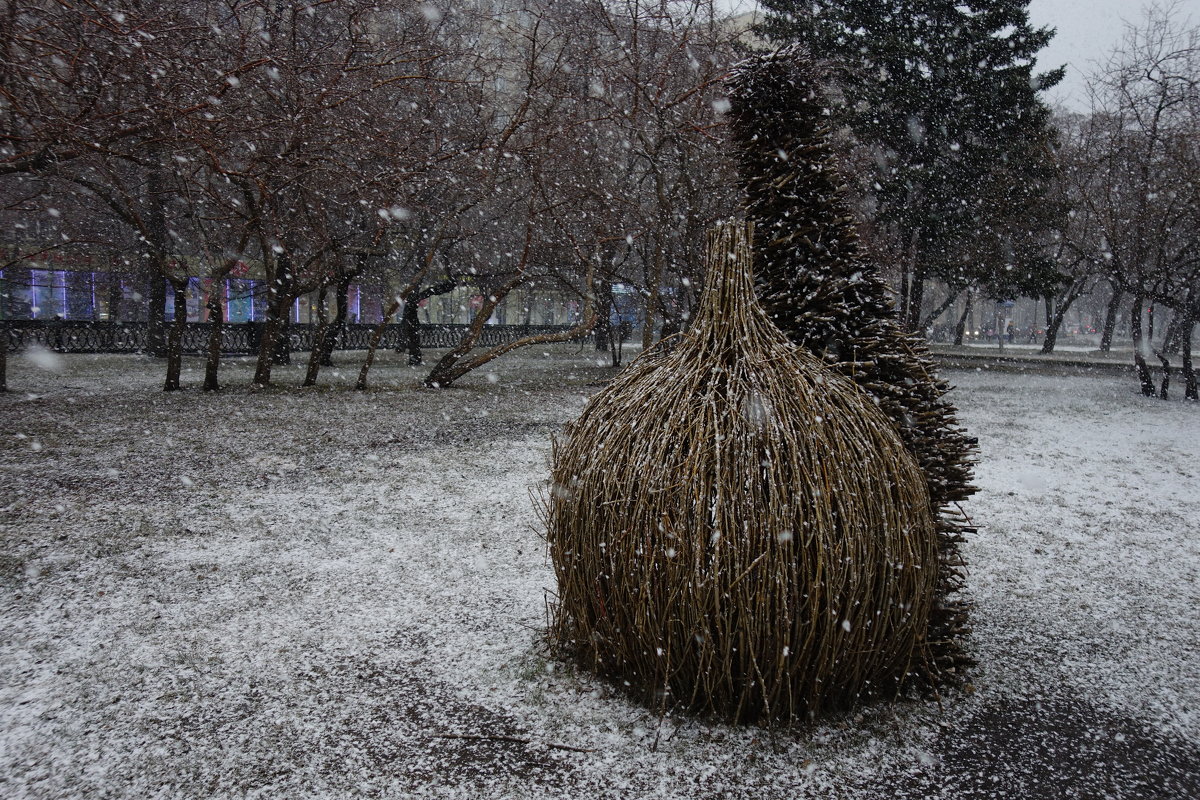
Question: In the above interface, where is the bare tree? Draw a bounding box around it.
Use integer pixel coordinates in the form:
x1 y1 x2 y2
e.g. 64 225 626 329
1077 2 1200 397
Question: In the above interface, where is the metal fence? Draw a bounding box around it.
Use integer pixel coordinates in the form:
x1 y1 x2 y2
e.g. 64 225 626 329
1 320 586 355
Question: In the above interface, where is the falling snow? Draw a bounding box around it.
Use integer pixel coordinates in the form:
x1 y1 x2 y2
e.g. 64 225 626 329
1 349 1197 799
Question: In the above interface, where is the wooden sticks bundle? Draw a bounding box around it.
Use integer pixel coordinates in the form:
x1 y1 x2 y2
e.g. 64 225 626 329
547 222 938 722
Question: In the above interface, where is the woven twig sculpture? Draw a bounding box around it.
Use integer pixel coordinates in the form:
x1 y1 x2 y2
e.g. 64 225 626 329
727 49 978 685
548 222 938 722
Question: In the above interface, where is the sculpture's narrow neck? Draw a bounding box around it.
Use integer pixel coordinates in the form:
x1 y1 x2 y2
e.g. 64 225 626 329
694 220 757 329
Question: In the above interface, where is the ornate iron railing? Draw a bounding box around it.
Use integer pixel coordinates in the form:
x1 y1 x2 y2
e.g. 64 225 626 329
1 320 587 355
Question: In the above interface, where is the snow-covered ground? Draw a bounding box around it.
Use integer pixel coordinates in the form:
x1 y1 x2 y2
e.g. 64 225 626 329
2 347 1197 799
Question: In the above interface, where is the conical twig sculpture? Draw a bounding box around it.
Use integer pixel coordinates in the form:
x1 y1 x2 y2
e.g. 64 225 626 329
548 222 938 722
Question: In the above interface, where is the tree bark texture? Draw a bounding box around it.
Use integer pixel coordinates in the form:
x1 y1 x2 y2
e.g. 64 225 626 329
252 311 285 387
204 296 223 391
320 274 352 368
0 322 7 392
163 282 187 391
1131 295 1155 397
1040 279 1088 355
252 255 294 387
594 281 612 352
1040 301 1062 353
1100 286 1122 352
304 284 329 386
1157 350 1170 400
920 289 959 334
272 316 291 365
953 291 973 346
1183 320 1197 401
397 303 421 365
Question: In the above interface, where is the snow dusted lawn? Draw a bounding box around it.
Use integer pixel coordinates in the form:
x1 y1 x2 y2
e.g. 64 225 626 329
2 348 1198 799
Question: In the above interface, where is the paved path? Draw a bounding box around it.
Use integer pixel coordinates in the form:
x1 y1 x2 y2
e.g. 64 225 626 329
930 344 1139 374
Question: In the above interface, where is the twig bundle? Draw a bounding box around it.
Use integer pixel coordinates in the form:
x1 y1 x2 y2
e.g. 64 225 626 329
726 49 978 683
548 222 937 722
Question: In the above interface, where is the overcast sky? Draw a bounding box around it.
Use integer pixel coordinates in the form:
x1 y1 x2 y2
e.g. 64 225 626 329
1026 0 1180 110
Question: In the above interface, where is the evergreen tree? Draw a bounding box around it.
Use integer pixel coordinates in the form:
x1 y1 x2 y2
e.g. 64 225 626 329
728 48 977 685
758 0 1065 330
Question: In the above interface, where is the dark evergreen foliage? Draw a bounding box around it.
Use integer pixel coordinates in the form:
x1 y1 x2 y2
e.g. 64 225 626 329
728 48 978 685
756 0 1065 328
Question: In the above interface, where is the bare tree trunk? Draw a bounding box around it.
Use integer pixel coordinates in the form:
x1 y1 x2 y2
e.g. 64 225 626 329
1156 349 1170 399
898 227 924 332
906 271 926 333
252 255 293 387
1100 286 1122 352
163 281 187 391
355 297 403 390
393 278 456 366
643 241 663 350
607 285 624 367
1040 295 1063 353
204 296 223 391
272 257 295 367
272 314 291 365
145 150 170 358
1040 280 1089 355
594 281 612 352
1131 295 1155 397
321 274 352 367
357 249 447 390
398 302 422 365
1183 319 1197 401
953 290 973 346
0 321 7 393
641 288 658 350
252 306 286 387
426 312 597 389
425 274 525 388
1161 312 1184 356
304 283 329 386
426 262 594 389
919 288 959 334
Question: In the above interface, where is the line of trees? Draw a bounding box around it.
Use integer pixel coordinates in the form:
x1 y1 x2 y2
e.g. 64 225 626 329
1 0 741 391
1055 2 1199 399
758 0 1065 334
755 0 1199 399
3 1 1197 400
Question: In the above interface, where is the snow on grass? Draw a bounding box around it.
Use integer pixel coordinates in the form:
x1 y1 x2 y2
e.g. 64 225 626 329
1 348 1197 798
956 367 1200 727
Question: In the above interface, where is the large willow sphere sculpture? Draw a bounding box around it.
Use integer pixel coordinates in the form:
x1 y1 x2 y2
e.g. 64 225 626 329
548 223 938 722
